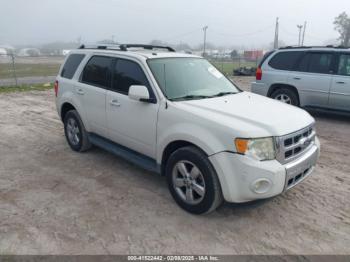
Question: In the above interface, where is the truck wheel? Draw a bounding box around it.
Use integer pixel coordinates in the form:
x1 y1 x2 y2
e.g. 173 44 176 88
166 146 223 214
271 88 299 106
64 110 91 152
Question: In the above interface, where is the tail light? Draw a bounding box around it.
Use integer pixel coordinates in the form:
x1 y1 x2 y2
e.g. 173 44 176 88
256 67 262 80
54 80 59 97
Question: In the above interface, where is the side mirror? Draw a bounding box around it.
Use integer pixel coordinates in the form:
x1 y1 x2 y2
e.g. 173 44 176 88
128 85 154 103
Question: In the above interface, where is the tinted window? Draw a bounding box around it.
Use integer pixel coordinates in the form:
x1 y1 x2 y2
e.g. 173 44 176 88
112 59 149 94
61 54 85 79
81 56 112 88
268 51 303 70
296 53 311 72
337 54 350 76
308 53 333 74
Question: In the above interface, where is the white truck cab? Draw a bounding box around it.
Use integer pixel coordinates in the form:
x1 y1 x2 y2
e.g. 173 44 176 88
55 44 320 214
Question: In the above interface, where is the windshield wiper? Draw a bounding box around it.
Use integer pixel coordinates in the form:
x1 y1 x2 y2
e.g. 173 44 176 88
210 91 237 97
169 95 212 101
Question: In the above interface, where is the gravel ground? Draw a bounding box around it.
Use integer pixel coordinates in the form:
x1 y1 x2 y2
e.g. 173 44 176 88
0 77 349 254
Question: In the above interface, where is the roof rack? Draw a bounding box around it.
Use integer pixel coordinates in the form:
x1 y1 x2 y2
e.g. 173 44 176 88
279 45 349 50
78 44 175 52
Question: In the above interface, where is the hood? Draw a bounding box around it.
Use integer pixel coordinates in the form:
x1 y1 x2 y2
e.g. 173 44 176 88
177 92 314 137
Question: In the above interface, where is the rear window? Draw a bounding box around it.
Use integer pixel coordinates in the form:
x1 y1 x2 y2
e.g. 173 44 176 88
268 51 303 70
61 54 85 79
81 56 113 88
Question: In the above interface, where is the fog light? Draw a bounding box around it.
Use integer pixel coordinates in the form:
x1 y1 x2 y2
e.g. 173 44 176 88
251 179 271 194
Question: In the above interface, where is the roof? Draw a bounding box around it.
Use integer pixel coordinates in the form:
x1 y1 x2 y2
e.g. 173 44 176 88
277 46 350 52
73 44 201 60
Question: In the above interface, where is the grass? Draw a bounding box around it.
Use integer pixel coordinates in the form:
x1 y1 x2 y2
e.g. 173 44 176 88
0 63 60 79
211 61 258 75
0 83 53 93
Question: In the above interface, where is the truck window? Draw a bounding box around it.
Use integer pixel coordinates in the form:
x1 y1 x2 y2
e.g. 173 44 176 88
61 54 85 79
337 54 350 76
268 51 303 70
112 59 150 95
81 56 113 88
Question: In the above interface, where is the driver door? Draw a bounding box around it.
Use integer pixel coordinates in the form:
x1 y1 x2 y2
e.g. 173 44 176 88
106 58 159 158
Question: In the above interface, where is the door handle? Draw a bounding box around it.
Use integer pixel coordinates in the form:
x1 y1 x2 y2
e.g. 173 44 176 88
110 99 121 107
76 89 85 95
293 77 301 80
336 81 345 84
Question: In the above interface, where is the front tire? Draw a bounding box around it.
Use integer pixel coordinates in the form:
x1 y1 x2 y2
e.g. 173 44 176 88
166 146 223 214
271 88 299 106
64 110 91 152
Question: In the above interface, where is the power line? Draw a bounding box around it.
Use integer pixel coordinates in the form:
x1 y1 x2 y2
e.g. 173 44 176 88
210 24 275 38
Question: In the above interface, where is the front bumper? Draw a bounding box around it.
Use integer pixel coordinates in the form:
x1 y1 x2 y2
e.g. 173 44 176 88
209 137 320 203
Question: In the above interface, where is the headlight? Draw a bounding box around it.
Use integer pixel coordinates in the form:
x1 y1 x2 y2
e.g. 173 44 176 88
235 137 276 161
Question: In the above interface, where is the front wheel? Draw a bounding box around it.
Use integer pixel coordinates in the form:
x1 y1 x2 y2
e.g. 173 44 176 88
166 146 223 214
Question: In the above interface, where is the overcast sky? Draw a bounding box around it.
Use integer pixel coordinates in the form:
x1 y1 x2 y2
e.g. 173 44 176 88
0 0 348 48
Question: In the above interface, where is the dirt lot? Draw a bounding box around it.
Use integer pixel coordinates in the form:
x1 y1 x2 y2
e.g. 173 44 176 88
0 77 349 254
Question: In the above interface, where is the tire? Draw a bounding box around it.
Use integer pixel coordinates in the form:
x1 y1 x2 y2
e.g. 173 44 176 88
271 87 299 106
166 146 223 214
64 110 91 152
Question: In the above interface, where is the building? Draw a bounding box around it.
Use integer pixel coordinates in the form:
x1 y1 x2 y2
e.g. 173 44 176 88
244 50 264 61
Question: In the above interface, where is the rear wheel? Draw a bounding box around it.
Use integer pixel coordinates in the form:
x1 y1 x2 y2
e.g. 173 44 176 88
64 110 91 152
166 146 223 214
271 88 299 106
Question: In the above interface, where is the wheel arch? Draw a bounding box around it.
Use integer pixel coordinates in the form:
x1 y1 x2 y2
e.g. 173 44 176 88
160 140 208 176
268 83 300 102
60 102 76 121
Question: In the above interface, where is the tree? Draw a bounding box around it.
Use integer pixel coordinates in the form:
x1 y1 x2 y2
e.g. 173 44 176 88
334 12 350 46
230 50 238 59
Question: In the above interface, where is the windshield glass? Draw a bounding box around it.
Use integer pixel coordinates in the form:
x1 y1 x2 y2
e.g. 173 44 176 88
147 58 240 100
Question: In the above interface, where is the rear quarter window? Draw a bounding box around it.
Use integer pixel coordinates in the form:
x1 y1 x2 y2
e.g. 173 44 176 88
61 54 85 79
268 51 303 70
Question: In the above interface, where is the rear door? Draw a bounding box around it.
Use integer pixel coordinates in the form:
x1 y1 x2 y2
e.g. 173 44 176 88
329 53 350 111
76 55 113 137
288 51 334 107
106 58 159 158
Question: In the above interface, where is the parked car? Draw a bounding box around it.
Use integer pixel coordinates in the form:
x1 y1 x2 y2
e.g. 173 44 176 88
55 44 320 214
251 46 350 112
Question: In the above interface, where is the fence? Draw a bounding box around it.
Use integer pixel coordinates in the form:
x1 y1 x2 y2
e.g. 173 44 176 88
209 57 261 76
0 55 63 87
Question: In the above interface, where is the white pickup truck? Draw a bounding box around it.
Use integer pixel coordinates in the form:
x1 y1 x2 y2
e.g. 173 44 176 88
55 44 320 214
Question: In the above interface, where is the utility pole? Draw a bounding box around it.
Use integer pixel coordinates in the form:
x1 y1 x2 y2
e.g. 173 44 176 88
273 17 279 49
203 26 208 57
297 24 303 46
301 21 307 46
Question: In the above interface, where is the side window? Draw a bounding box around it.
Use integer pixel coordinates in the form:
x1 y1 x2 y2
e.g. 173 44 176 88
308 53 333 74
337 54 350 76
81 56 113 88
296 53 312 72
61 54 85 79
112 59 150 94
268 51 303 70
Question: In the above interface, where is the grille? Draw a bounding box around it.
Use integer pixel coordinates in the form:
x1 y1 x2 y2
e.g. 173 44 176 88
286 166 313 189
276 125 316 164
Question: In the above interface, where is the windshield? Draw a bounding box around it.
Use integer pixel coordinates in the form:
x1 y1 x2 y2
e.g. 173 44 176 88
147 58 240 100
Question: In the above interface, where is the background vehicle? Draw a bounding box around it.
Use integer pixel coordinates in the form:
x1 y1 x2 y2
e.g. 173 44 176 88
251 46 350 113
55 44 320 214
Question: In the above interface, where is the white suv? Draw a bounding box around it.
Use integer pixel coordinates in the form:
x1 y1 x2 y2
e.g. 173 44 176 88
55 44 320 214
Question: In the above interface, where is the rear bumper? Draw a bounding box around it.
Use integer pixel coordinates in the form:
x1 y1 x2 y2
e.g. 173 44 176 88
251 82 269 96
209 137 320 203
